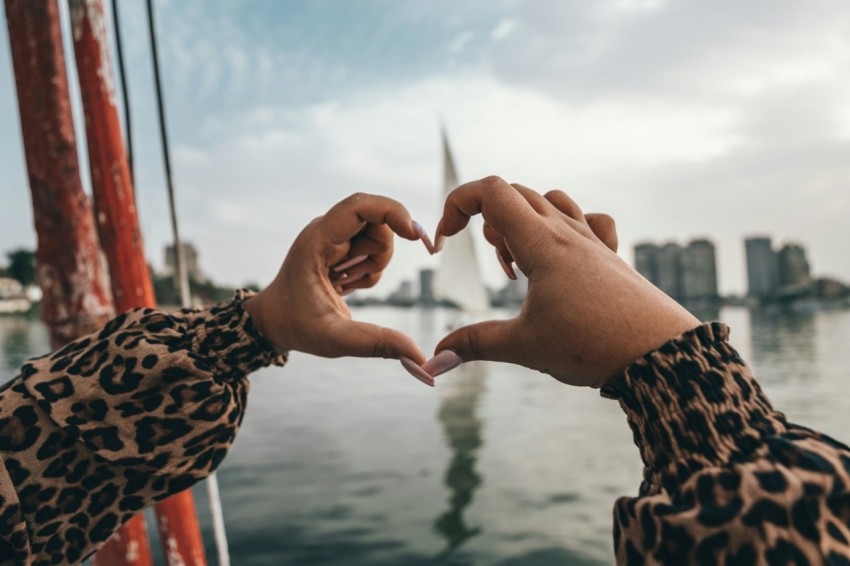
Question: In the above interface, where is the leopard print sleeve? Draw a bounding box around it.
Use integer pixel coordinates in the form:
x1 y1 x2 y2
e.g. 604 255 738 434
0 290 285 565
601 322 850 565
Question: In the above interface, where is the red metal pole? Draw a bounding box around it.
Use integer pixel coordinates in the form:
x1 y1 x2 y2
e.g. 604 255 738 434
68 1 207 565
4 2 155 565
4 0 115 346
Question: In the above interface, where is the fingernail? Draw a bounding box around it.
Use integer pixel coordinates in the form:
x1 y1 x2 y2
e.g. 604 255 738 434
342 271 367 285
496 250 517 280
421 350 463 378
341 288 356 297
334 255 368 272
433 228 445 253
401 357 435 387
413 221 435 255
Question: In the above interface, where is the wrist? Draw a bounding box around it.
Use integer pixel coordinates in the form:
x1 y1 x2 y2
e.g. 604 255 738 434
243 290 291 354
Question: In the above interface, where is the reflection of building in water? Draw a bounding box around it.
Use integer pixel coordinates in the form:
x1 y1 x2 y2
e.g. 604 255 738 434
434 362 485 557
748 308 817 380
1 317 34 376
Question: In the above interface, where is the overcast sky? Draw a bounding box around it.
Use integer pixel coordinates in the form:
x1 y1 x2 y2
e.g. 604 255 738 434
2 0 849 296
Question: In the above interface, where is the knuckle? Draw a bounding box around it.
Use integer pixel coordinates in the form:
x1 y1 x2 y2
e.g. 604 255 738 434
544 189 566 200
346 192 369 204
467 330 484 361
482 175 507 188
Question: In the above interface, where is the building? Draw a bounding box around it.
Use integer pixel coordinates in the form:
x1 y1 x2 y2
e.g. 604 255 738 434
745 237 779 298
0 277 31 313
634 243 659 284
681 239 718 300
634 239 718 303
493 270 529 306
777 243 810 289
164 242 205 283
656 243 683 300
419 269 435 306
388 280 415 306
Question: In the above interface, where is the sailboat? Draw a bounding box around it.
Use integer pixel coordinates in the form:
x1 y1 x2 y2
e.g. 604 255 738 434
433 127 490 315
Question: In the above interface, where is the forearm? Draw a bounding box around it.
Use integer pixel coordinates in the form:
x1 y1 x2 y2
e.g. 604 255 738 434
603 323 850 564
0 290 285 564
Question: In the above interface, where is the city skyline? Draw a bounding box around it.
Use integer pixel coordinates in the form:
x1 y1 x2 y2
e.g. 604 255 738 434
3 2 850 298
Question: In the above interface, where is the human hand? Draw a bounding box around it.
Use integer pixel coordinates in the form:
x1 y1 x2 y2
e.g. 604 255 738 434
244 193 437 385
421 177 700 388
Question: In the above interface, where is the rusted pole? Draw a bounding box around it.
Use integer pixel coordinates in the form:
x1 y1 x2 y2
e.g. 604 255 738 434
4 0 114 345
4 2 155 564
68 1 207 565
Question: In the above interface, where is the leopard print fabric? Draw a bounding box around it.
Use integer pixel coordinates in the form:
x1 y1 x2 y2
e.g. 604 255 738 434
0 290 285 565
601 322 850 565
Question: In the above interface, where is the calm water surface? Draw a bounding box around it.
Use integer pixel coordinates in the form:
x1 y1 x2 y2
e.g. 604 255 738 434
1 307 849 565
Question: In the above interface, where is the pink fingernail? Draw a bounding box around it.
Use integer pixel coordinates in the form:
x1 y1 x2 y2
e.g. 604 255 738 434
334 255 368 272
342 271 367 285
413 221 436 255
433 228 445 253
401 357 435 387
421 350 463 377
496 250 517 280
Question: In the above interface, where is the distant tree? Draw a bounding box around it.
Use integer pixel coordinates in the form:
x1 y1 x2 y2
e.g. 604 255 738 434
6 249 37 287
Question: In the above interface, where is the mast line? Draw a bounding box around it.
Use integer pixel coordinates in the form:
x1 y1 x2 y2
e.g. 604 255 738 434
145 2 231 564
111 0 134 186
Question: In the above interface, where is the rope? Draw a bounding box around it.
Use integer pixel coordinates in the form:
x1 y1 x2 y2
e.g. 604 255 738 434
110 0 133 186
144 1 231 564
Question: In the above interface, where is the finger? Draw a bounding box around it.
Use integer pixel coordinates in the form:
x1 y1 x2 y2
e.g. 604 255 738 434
585 213 618 253
543 190 587 224
482 223 513 262
436 176 540 254
482 223 517 279
339 271 380 291
511 183 556 216
327 319 426 364
433 318 524 364
322 193 422 245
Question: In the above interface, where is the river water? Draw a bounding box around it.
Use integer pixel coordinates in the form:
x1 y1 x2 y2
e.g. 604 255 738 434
1 306 849 565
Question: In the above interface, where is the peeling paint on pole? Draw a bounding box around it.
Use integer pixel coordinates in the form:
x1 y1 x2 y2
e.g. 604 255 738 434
4 0 114 346
69 1 208 564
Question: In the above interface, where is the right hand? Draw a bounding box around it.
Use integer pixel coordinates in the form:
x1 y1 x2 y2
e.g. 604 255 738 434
424 177 700 388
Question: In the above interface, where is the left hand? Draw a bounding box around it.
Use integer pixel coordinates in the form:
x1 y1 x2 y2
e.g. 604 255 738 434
244 193 435 384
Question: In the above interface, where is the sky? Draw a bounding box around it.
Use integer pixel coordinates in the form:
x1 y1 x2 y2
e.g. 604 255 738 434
2 0 850 297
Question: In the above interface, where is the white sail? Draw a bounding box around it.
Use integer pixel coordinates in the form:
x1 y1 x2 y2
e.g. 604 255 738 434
433 127 490 312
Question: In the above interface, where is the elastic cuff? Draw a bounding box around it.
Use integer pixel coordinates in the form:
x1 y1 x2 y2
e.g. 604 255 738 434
191 289 287 380
601 322 786 493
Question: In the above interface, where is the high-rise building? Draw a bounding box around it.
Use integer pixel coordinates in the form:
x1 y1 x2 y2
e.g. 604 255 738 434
419 268 435 305
656 243 683 300
164 242 205 282
681 239 718 300
634 243 659 284
745 237 778 298
777 243 810 289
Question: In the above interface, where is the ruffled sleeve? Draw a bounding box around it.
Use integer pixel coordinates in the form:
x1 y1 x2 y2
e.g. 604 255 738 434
602 323 850 564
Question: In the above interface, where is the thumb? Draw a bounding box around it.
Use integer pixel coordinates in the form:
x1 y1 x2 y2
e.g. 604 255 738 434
428 318 522 374
327 319 426 364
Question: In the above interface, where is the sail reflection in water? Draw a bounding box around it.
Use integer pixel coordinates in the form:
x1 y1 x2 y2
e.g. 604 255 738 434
434 361 486 557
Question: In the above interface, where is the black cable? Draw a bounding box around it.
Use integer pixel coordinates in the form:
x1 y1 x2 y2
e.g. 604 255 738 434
111 0 134 187
145 0 190 307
